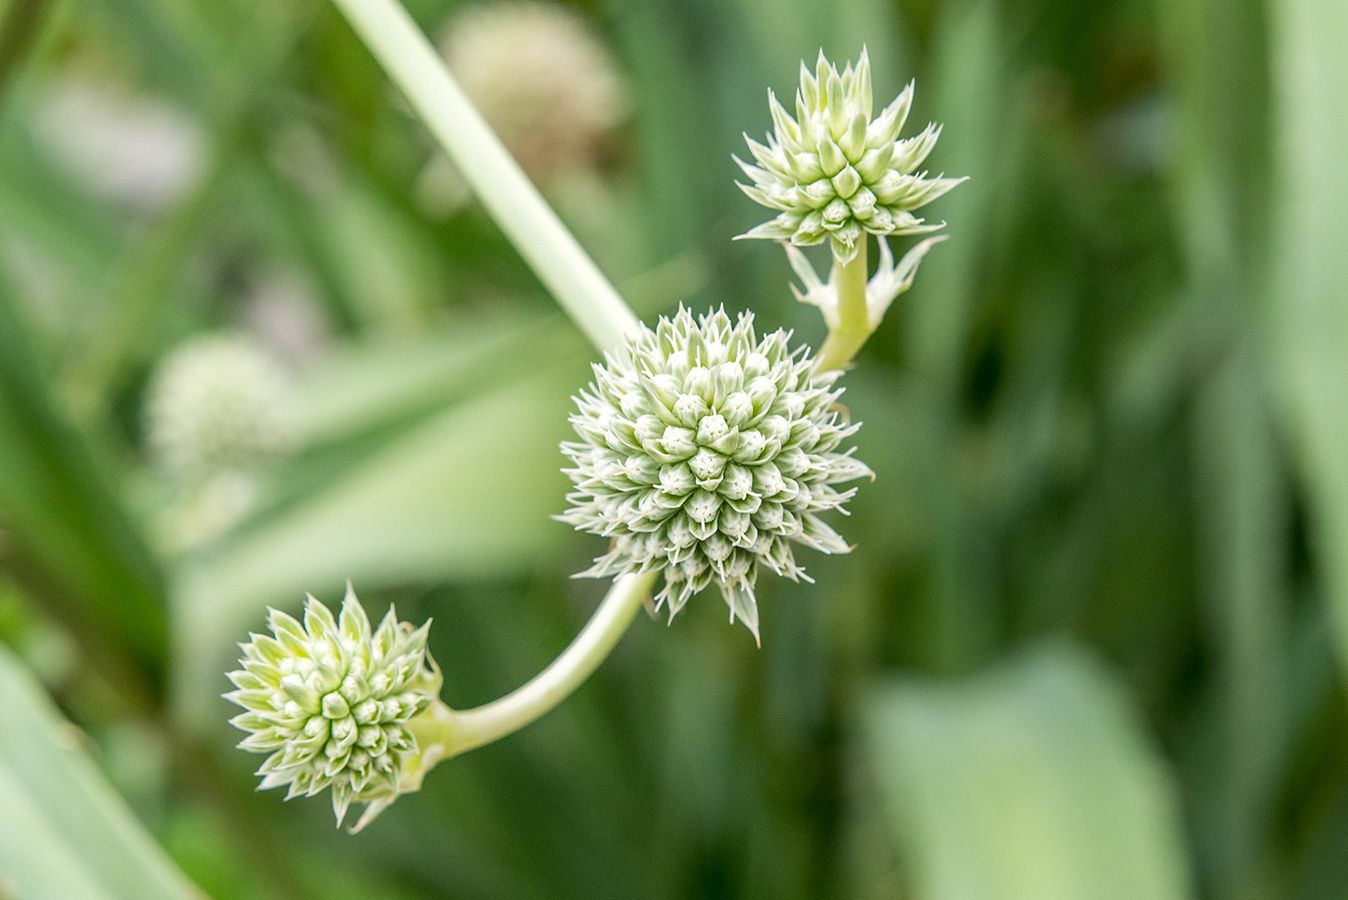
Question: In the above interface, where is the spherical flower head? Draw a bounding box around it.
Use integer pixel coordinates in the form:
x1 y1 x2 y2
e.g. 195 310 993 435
560 307 872 643
225 585 440 827
439 2 628 181
735 48 966 264
144 333 293 477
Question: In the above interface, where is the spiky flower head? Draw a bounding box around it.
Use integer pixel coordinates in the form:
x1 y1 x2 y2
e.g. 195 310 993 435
735 48 965 264
439 2 627 181
225 585 440 827
561 307 871 643
144 333 292 477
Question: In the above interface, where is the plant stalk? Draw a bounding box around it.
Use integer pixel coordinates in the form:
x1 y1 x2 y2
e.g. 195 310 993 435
814 240 871 373
422 572 657 756
330 0 639 351
329 0 656 759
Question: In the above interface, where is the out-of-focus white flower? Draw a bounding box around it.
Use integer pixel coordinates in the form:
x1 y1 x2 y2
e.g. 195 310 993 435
438 2 628 182
144 334 293 477
34 80 203 214
560 307 871 643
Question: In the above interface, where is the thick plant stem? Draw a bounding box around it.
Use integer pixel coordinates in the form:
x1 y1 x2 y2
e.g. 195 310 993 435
814 240 870 373
330 0 638 351
426 573 658 756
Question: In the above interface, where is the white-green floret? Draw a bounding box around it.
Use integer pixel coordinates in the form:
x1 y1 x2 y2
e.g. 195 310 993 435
735 48 965 264
225 585 438 826
560 307 872 643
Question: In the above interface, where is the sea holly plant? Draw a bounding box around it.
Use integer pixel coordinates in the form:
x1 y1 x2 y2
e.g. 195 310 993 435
737 48 965 370
227 0 961 830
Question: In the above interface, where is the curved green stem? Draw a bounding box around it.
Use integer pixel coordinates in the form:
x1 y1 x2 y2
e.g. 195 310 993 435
417 573 657 756
330 0 638 352
330 0 653 763
814 240 871 373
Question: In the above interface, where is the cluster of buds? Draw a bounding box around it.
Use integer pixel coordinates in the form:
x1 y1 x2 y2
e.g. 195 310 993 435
736 48 964 264
225 586 442 829
560 307 870 643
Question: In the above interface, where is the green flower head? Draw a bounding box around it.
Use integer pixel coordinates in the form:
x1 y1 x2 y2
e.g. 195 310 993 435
560 307 871 644
225 585 439 827
735 48 965 263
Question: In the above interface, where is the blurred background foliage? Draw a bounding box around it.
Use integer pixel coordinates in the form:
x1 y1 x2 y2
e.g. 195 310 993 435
0 0 1346 896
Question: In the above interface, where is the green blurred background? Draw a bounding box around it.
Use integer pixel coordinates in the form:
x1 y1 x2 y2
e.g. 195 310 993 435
1 0 1347 896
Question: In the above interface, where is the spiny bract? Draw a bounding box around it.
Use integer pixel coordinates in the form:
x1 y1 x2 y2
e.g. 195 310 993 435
735 48 965 264
225 585 438 827
561 307 872 643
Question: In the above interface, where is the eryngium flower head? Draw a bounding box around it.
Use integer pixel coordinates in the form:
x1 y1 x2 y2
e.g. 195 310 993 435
735 48 966 263
560 307 871 643
144 333 292 476
440 2 627 181
225 586 438 826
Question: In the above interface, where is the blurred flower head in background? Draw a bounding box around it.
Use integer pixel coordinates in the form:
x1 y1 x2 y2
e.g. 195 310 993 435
423 0 627 208
144 333 294 479
34 79 203 215
441 1 627 178
560 307 871 643
736 49 964 263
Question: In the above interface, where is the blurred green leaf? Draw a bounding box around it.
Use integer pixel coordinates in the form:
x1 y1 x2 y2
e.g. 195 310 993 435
1268 0 1348 672
61 0 312 417
302 167 445 334
172 360 584 730
291 311 579 446
0 644 198 899
0 275 166 701
1163 0 1286 891
0 118 121 293
900 0 1009 387
862 643 1193 900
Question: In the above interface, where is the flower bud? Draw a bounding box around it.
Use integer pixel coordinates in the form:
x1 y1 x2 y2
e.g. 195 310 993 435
225 584 441 827
735 49 966 264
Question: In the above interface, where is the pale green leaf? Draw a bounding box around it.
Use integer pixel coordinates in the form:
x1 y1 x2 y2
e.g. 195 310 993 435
1268 0 1348 673
0 646 199 899
861 644 1193 900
